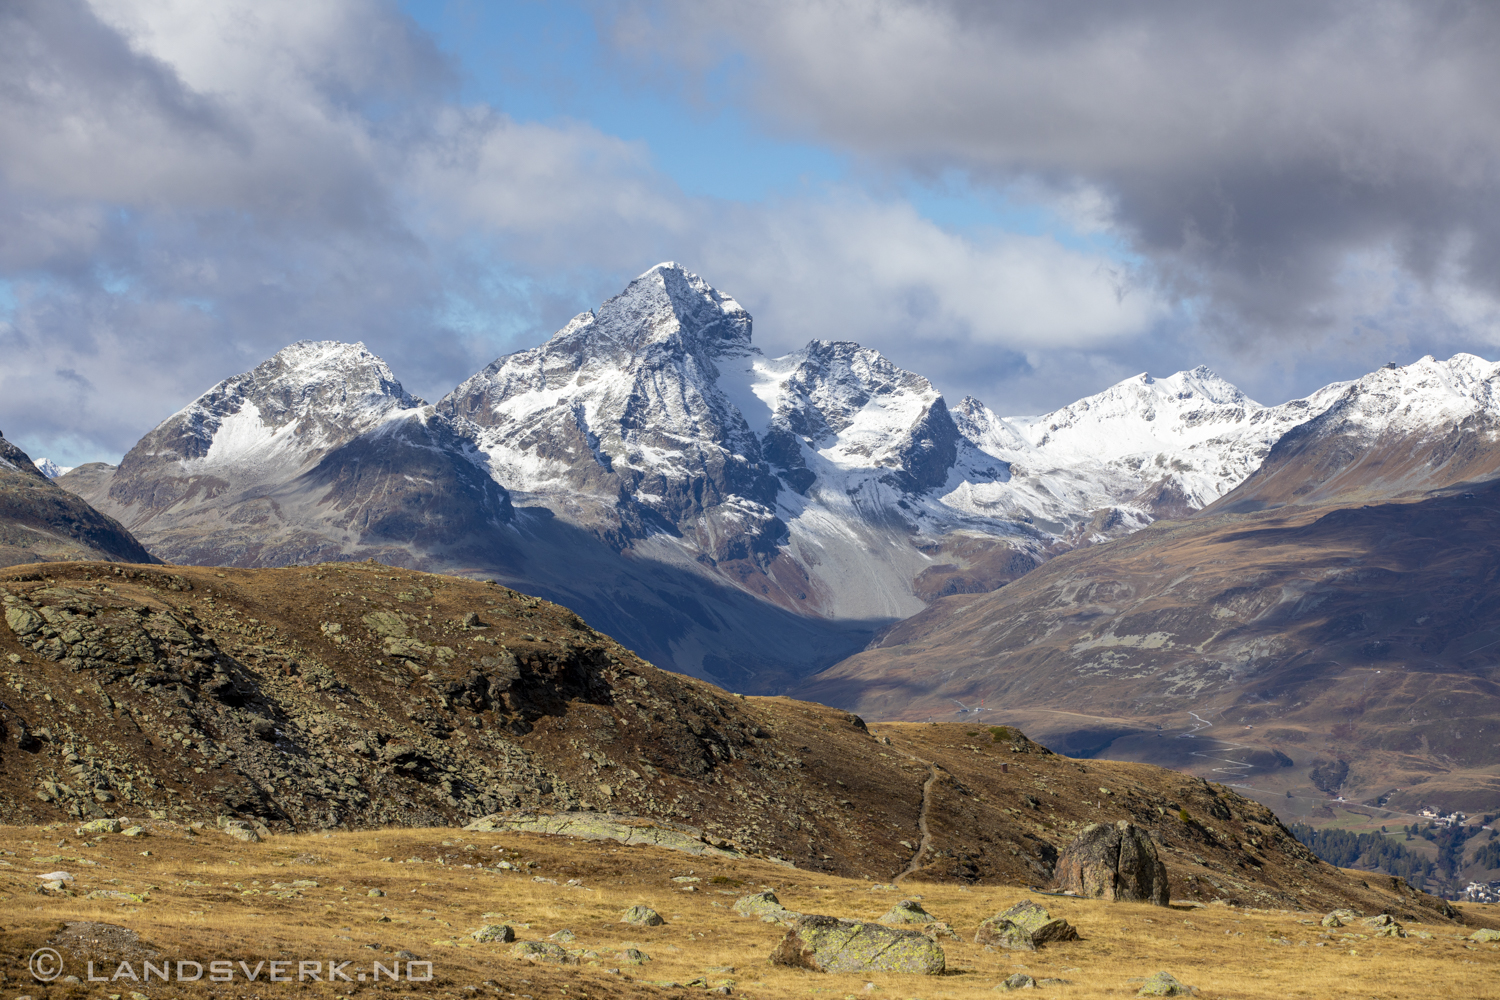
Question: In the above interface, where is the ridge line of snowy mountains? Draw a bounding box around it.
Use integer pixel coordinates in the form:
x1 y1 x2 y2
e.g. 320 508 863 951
53 263 1500 692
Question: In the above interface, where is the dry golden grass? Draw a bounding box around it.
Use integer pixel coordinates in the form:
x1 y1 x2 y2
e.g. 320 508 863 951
2 822 1497 1000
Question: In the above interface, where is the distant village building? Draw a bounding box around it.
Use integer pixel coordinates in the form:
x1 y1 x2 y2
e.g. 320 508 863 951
1461 881 1500 904
1417 807 1466 828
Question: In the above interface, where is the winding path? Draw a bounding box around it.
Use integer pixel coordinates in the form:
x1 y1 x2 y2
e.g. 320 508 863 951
895 763 940 883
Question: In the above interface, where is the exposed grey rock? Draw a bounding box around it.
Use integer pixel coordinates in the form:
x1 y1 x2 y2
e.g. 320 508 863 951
734 890 802 925
621 905 665 927
975 899 1079 951
1137 971 1196 996
880 899 934 924
1360 914 1404 938
510 941 570 963
1321 908 1358 928
770 914 945 975
1054 821 1169 905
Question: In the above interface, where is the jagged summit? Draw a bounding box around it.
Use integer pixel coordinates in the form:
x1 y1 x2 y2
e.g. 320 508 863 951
498 263 753 374
1312 352 1500 433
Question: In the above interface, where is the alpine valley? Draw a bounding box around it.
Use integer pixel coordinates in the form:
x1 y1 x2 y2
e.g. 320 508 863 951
30 264 1500 865
55 264 1350 692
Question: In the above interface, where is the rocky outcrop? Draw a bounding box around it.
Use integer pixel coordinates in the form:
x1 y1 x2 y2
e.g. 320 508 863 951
465 812 743 858
1053 821 1170 905
770 914 945 974
734 891 802 925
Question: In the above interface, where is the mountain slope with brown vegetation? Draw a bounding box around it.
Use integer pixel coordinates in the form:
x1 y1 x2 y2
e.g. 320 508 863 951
0 559 1467 921
796 476 1500 823
0 432 155 569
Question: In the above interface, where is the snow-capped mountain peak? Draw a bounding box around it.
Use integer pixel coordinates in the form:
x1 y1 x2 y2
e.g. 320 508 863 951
1317 353 1500 434
1009 365 1259 456
145 340 421 471
539 262 752 363
32 457 73 479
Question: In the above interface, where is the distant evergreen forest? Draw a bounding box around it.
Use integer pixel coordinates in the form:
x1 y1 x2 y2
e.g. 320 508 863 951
1289 823 1433 881
1474 837 1500 874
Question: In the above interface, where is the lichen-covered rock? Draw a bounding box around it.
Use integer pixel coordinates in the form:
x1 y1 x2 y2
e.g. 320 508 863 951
771 915 944 974
996 973 1036 990
975 899 1079 950
471 924 515 943
619 948 652 964
1053 821 1169 905
880 899 934 924
1469 928 1500 943
77 819 123 835
734 890 802 925
1360 914 1404 937
1137 971 1196 996
1321 908 1358 928
978 919 1037 951
511 941 570 963
621 905 665 926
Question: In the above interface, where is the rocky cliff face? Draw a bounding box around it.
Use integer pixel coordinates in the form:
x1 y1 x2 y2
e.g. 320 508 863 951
0 432 154 568
439 265 784 562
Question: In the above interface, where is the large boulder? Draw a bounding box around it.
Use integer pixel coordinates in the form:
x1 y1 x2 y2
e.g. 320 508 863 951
1470 928 1500 943
1053 821 1169 905
1360 914 1404 938
974 899 1079 951
771 915 945 975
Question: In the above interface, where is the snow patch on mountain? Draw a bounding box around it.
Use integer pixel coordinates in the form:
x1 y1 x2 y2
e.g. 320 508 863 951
161 341 423 476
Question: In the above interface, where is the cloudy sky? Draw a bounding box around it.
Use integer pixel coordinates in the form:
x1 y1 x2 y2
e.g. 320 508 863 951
4 0 1500 466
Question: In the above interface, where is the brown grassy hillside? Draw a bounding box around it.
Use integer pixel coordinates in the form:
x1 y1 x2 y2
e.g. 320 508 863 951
0 560 1465 920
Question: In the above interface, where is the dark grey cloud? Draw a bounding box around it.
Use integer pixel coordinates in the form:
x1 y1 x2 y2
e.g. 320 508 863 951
612 0 1500 368
15 0 1492 469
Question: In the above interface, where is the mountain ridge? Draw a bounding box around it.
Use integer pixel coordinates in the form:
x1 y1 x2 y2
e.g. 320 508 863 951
53 264 1500 697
